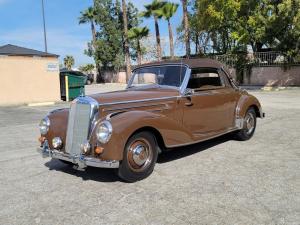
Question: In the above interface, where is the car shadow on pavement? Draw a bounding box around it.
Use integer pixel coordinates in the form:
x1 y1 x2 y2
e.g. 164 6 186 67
45 159 121 183
157 133 232 164
44 133 234 182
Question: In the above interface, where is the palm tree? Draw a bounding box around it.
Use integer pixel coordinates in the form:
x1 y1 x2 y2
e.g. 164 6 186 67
158 2 179 59
141 0 167 61
181 0 190 58
128 27 150 65
79 7 97 46
122 0 131 82
64 55 75 70
79 7 103 83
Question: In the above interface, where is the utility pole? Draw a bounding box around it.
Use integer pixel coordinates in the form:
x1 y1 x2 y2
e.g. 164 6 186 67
41 0 48 53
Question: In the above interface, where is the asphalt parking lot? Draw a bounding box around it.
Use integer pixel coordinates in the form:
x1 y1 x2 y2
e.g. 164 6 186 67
0 87 299 225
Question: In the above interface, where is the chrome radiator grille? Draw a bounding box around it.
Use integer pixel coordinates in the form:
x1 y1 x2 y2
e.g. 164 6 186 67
65 100 92 155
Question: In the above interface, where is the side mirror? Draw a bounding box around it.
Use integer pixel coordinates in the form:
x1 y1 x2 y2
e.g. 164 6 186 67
183 88 193 96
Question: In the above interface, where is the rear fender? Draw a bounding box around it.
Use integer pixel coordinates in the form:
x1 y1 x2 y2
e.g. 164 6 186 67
236 94 264 119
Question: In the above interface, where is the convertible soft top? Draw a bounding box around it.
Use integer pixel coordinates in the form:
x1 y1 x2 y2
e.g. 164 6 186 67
135 58 223 70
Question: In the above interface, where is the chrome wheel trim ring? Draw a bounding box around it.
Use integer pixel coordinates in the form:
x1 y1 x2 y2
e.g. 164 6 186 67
127 138 153 172
245 112 255 135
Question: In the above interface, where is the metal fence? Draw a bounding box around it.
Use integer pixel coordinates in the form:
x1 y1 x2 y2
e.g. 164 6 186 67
211 52 300 68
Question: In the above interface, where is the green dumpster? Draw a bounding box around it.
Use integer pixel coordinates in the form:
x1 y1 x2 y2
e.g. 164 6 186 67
59 71 87 101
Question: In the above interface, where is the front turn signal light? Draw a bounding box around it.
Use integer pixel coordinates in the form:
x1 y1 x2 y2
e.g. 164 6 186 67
95 146 104 155
38 136 46 144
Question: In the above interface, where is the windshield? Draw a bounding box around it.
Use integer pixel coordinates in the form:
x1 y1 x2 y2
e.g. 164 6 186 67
128 65 187 89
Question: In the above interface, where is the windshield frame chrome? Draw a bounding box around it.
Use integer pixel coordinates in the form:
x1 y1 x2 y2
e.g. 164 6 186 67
127 64 191 95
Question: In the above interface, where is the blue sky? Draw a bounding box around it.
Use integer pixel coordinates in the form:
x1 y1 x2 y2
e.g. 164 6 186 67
0 0 183 66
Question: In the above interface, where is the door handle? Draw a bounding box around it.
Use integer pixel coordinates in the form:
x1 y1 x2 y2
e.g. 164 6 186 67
185 102 194 107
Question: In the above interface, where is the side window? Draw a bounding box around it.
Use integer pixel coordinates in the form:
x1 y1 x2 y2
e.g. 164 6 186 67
187 68 224 91
219 69 232 87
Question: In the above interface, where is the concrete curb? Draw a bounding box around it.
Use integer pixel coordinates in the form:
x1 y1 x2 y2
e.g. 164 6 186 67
27 102 55 107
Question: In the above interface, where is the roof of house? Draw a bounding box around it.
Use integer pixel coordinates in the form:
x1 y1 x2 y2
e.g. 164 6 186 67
0 44 59 57
135 58 223 70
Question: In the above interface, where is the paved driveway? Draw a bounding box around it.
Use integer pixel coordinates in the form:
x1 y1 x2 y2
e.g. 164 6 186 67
0 89 299 225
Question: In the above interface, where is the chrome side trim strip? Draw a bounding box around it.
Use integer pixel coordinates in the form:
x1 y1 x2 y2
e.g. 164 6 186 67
99 96 180 107
103 102 170 113
166 127 239 148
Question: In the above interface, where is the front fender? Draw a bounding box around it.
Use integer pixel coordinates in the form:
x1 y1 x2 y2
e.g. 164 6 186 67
97 110 194 161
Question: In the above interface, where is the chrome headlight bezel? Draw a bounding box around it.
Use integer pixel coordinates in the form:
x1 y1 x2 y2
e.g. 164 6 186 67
39 117 50 135
96 120 113 144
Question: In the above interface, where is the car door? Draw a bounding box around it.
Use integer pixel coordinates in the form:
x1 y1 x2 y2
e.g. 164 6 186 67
181 68 238 140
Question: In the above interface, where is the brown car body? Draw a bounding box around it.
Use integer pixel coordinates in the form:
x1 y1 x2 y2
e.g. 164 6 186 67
38 58 264 180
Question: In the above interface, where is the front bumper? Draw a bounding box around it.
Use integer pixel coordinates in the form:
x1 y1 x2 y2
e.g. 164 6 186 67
37 141 119 169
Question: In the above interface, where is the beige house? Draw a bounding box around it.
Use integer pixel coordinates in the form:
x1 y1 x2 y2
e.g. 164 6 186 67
0 44 61 105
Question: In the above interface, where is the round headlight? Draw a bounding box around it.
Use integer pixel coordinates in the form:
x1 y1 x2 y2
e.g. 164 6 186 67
96 121 112 144
39 117 50 135
52 137 62 149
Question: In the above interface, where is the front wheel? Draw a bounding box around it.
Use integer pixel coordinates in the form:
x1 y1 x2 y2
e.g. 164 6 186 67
235 107 257 141
118 131 158 182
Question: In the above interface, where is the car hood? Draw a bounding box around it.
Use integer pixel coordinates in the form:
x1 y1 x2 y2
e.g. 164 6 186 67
89 87 180 105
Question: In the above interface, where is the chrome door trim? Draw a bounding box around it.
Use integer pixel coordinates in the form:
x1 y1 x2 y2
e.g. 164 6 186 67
179 67 192 95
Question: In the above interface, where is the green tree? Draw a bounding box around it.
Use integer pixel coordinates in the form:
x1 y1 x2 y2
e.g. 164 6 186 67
79 7 97 48
158 2 179 58
192 0 300 56
141 0 167 61
92 0 124 72
128 27 150 64
79 64 95 74
194 0 241 54
82 0 139 83
79 6 103 82
63 55 74 70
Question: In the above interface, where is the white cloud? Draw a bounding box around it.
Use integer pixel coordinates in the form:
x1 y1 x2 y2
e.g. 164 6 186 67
0 27 93 66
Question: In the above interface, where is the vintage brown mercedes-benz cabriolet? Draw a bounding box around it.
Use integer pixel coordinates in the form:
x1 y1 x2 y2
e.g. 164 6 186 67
37 58 264 182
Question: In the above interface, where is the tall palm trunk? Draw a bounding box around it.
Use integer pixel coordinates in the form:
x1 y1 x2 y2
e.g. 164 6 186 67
181 0 190 58
91 21 96 45
137 40 142 65
154 16 162 61
92 0 104 83
90 21 103 83
167 19 175 59
122 0 131 83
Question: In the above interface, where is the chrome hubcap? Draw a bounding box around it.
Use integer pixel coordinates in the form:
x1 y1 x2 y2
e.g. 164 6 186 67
245 113 255 134
132 145 147 166
127 139 152 172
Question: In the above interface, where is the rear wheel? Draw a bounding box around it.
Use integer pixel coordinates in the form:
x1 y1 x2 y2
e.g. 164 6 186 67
118 131 158 182
235 107 257 141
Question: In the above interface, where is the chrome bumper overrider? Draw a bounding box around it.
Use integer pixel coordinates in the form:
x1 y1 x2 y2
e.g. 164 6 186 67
37 141 119 169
